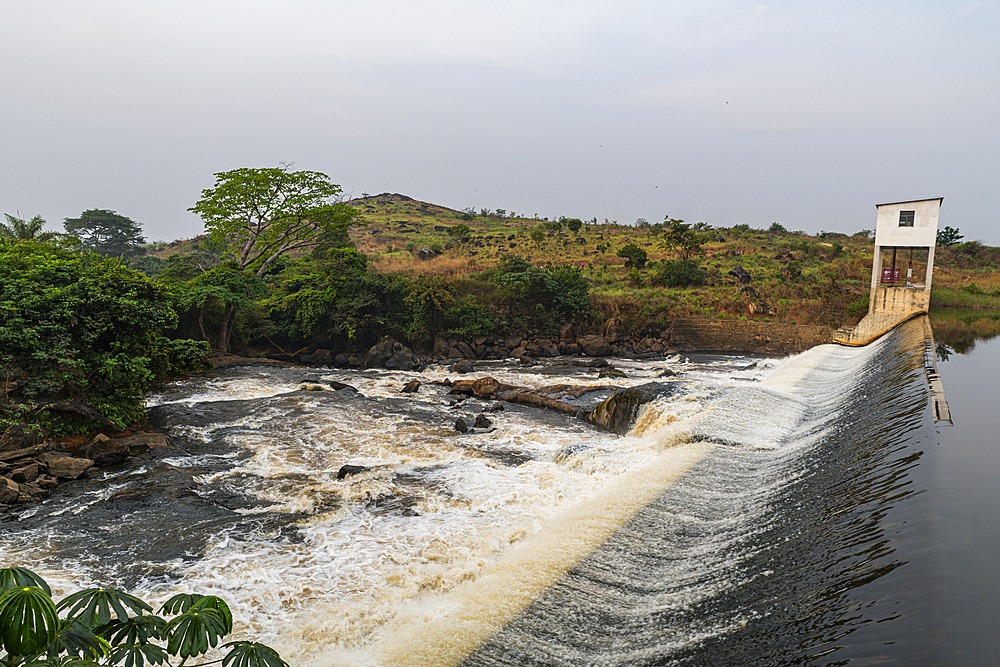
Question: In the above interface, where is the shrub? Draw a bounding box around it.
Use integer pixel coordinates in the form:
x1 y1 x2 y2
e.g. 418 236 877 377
617 243 648 268
768 222 787 233
0 566 287 667
653 260 706 287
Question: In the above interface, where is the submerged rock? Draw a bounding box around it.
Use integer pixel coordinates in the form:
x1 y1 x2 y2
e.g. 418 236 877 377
401 380 421 393
584 382 677 434
337 464 370 479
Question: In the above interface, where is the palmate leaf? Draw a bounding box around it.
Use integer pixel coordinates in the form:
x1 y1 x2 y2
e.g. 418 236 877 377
106 641 171 667
95 614 166 648
0 567 52 596
163 608 227 659
56 589 152 627
0 586 59 657
55 618 111 662
160 595 232 634
222 642 289 667
26 656 102 667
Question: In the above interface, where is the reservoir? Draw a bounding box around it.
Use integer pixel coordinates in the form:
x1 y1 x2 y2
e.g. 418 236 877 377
3 316 997 665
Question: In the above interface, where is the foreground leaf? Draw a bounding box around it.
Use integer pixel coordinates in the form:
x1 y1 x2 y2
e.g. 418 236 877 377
164 608 227 658
222 642 289 667
0 586 59 657
56 589 152 626
0 568 52 596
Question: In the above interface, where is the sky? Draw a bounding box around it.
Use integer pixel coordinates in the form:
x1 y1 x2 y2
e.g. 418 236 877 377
3 0 998 244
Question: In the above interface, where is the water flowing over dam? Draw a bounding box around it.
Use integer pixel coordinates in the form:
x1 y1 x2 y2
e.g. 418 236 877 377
3 318 945 665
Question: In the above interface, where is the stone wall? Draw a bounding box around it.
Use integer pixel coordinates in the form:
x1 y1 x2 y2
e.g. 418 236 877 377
665 318 834 354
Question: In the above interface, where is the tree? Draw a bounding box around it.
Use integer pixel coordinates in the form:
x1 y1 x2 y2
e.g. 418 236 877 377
565 218 583 233
937 226 964 246
189 165 359 277
176 263 267 351
448 224 472 239
529 228 546 247
659 217 705 261
617 243 648 268
0 240 206 430
0 566 287 667
0 213 54 242
63 210 146 257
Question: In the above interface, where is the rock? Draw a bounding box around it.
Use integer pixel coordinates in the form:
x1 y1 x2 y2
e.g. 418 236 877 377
474 414 493 429
454 417 469 433
299 349 333 365
85 434 130 466
10 462 40 484
541 345 560 357
337 464 370 479
364 337 420 371
39 453 94 479
559 323 575 342
728 265 752 284
401 380 421 393
510 345 528 358
0 442 54 463
432 336 451 356
0 478 19 504
599 367 627 379
416 247 438 260
112 432 181 456
603 318 625 342
298 383 328 391
657 369 677 378
572 357 609 369
488 402 505 412
578 335 613 357
327 381 358 392
0 424 46 453
449 360 475 374
585 382 677 434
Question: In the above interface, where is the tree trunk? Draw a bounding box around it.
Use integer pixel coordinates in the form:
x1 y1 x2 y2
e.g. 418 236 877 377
216 303 237 353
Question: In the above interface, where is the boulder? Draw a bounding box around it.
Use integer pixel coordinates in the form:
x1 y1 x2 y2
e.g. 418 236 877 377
0 424 46 453
327 381 358 392
85 434 130 466
39 453 94 480
299 349 333 365
728 265 752 284
0 478 19 504
401 380 421 393
599 367 627 379
584 382 676 434
112 432 181 455
449 360 475 374
454 417 469 433
416 247 438 260
364 337 420 371
337 464 370 479
10 462 40 484
474 414 493 429
578 335 613 357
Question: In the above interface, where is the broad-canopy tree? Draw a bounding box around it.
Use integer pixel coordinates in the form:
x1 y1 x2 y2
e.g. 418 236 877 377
658 217 706 262
187 166 359 353
190 165 359 276
63 209 146 257
1 213 54 242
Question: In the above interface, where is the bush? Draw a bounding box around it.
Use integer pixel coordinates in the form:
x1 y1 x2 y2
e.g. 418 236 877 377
617 243 648 268
0 240 179 431
0 566 287 667
768 222 787 233
653 260 706 287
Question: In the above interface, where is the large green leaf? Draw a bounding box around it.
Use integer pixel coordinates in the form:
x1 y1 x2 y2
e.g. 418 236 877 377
0 568 51 596
160 594 232 634
56 589 152 627
0 586 59 657
158 594 202 616
106 641 171 667
54 618 111 662
163 608 227 658
222 642 289 667
95 614 166 648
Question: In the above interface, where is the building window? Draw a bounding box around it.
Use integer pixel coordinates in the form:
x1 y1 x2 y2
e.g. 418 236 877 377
899 210 915 227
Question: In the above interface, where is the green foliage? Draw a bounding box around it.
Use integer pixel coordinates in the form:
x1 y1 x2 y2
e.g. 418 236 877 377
616 243 647 268
0 567 287 667
731 223 751 232
0 241 181 431
653 259 706 287
768 222 787 233
190 165 359 276
488 257 591 331
937 225 964 246
63 210 146 258
658 218 705 261
447 224 471 238
846 296 869 320
565 218 583 233
529 228 545 247
1 214 54 242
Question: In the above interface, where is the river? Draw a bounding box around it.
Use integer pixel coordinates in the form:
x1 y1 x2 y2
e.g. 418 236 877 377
2 316 997 666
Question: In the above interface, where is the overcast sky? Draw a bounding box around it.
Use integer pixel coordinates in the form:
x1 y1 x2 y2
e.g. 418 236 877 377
3 1 997 244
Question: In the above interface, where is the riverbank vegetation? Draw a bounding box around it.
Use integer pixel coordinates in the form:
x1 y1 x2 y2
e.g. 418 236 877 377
5 171 1000 435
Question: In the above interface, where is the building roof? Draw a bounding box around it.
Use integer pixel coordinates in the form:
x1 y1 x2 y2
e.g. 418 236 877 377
875 197 944 208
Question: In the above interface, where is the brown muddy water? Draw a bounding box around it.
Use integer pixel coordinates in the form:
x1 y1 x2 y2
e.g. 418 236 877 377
4 317 993 666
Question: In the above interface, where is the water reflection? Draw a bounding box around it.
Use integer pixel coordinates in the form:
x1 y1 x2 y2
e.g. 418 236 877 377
928 308 1000 355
